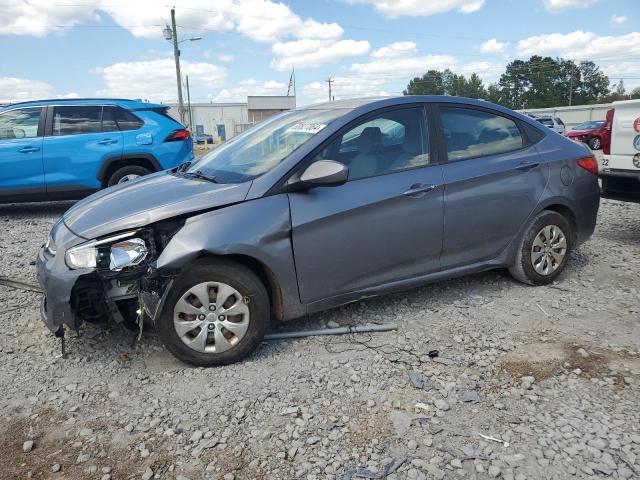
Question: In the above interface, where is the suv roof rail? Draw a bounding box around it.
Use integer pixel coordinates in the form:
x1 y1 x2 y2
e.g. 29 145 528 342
4 97 138 107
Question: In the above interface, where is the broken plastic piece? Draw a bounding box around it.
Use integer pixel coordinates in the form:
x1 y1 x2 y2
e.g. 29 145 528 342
428 349 439 358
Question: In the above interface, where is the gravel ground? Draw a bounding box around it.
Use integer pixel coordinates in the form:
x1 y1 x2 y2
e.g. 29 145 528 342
0 197 639 480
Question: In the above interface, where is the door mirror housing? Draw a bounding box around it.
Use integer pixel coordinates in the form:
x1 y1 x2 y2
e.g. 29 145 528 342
287 160 348 192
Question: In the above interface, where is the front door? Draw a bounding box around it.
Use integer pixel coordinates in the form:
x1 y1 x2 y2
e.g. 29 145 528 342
289 106 444 303
437 105 549 269
0 107 45 200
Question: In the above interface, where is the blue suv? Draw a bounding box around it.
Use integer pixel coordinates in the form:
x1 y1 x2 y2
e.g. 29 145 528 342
0 98 193 202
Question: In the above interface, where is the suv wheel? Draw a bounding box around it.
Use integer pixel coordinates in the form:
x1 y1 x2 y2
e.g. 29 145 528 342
156 260 269 367
509 210 573 286
588 137 601 150
107 165 152 187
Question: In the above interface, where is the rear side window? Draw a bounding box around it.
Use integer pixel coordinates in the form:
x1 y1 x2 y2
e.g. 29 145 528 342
0 107 42 139
52 106 102 136
103 106 143 131
440 107 524 161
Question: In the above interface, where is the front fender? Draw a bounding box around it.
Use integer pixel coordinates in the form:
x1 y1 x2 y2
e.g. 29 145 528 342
156 195 305 320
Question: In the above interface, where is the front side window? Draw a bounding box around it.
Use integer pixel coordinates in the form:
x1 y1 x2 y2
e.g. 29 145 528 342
190 108 348 184
0 107 42 140
316 107 429 181
441 107 523 161
52 106 102 136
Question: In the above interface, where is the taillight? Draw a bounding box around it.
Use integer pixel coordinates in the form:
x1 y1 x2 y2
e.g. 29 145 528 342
576 156 598 176
602 108 614 155
164 129 190 142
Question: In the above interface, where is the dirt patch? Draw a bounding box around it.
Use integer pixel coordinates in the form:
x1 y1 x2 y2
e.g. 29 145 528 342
501 341 640 382
0 407 174 480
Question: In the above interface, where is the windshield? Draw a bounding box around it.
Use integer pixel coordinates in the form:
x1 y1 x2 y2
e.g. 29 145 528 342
189 108 348 183
572 121 604 130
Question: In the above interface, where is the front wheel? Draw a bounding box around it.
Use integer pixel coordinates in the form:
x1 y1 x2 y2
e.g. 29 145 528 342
156 260 269 367
509 211 573 286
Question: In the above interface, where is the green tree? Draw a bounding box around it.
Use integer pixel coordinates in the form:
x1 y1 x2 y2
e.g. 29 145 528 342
404 70 445 95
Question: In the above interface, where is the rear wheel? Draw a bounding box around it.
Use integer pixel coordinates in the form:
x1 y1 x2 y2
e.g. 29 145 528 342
509 211 573 286
156 260 269 367
588 136 601 150
107 165 152 187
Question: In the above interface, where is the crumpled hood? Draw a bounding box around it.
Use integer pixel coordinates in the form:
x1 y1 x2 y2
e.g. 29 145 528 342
63 171 251 239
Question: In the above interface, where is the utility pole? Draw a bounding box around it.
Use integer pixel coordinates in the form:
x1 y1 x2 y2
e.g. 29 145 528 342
170 7 185 124
326 77 334 101
185 75 193 132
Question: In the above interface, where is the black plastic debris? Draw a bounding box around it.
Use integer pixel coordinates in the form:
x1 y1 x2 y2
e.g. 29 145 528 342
428 349 439 358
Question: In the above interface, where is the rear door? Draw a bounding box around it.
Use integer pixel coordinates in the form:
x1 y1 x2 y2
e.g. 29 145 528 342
42 105 123 195
0 107 46 200
437 104 548 269
288 105 444 303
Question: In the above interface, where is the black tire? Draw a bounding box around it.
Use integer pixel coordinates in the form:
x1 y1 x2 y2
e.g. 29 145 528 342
106 165 152 187
509 210 573 286
156 259 269 367
588 136 601 150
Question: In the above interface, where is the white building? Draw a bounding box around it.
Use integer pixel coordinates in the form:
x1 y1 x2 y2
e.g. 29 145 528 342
168 96 296 140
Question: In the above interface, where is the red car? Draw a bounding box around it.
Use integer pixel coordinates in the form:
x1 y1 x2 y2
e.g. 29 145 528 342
565 120 608 150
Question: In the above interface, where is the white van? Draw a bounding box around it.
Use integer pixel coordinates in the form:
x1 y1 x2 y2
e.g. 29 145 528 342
601 99 640 193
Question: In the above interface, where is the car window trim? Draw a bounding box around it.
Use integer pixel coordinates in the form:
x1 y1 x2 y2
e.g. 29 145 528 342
268 103 438 195
434 103 536 164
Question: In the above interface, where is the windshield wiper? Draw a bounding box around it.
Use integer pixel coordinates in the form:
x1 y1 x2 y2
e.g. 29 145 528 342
177 160 192 172
183 170 224 184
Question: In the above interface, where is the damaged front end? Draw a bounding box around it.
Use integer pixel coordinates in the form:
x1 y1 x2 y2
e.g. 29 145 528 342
37 217 184 338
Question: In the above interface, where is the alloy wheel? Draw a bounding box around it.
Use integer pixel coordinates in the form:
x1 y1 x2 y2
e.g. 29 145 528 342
118 174 140 184
173 281 250 354
530 225 567 275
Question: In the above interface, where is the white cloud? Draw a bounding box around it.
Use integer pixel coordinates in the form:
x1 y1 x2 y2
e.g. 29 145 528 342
95 58 226 102
350 54 459 78
210 79 288 102
517 31 640 60
610 14 628 27
0 77 80 103
345 0 485 17
271 39 370 70
302 76 389 103
218 54 235 62
0 3 99 37
479 38 509 54
0 77 54 102
1 0 342 44
542 0 600 12
371 41 417 58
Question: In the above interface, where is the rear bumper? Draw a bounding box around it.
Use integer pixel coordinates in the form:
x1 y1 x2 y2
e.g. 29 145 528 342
599 168 640 180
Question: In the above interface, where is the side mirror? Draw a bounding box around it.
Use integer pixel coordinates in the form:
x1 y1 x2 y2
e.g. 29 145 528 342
287 160 348 192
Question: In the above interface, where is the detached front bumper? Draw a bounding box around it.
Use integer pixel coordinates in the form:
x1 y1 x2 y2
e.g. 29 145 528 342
36 245 90 333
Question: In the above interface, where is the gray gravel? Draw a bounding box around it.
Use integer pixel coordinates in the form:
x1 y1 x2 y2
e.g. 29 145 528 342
0 198 639 479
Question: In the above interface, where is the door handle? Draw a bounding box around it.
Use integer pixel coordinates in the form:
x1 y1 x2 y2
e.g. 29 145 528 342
403 183 437 197
516 160 540 171
98 138 117 145
18 146 40 153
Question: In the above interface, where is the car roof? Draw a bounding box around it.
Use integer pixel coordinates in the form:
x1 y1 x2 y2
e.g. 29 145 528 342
0 98 166 111
300 95 526 117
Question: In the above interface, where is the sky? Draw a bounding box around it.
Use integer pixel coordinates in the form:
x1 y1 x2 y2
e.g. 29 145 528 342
0 0 639 106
